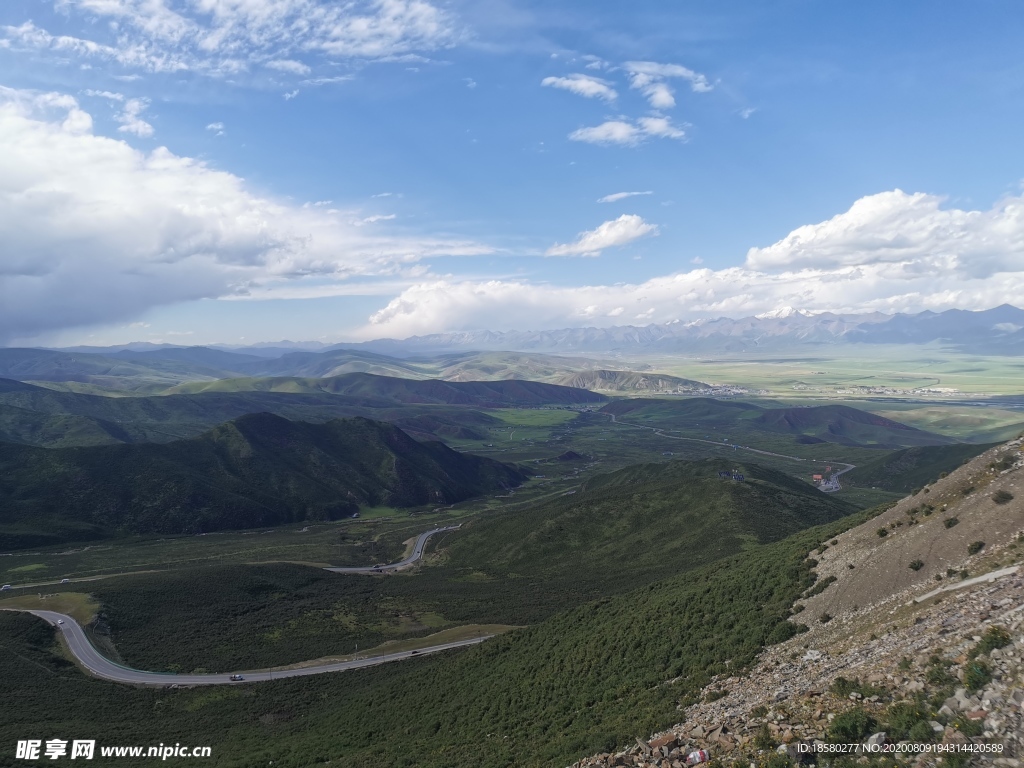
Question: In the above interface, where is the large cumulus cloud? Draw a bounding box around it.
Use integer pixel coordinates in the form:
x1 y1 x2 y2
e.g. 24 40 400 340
357 189 1024 339
0 87 486 342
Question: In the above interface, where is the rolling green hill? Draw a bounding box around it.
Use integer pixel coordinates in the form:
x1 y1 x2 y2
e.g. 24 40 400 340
0 414 525 549
80 457 856 675
0 378 509 447
599 398 954 449
843 442 997 492
0 510 872 768
553 369 709 392
444 458 856 587
166 372 608 405
752 404 957 448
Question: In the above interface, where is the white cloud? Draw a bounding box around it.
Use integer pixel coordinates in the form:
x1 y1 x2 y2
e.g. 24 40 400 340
636 116 685 139
266 59 311 75
598 191 654 203
541 73 617 101
356 189 1024 338
569 116 686 146
740 107 756 119
569 120 640 146
84 89 125 101
0 86 490 343
624 60 713 95
283 89 299 99
745 189 1024 278
116 97 154 136
206 121 225 135
546 214 658 257
354 214 397 226
2 0 461 78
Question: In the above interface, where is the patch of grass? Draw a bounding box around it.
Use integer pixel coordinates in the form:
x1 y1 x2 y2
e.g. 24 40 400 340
963 659 992 691
968 626 1011 659
0 592 99 625
8 563 47 574
827 707 876 743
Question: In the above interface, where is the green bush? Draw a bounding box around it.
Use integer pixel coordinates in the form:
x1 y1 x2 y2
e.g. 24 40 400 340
876 528 888 537
992 490 1014 505
909 559 924 571
754 724 774 751
967 541 985 555
885 701 930 740
944 517 959 529
907 719 936 742
952 716 983 737
827 707 875 743
968 626 1011 659
964 660 992 691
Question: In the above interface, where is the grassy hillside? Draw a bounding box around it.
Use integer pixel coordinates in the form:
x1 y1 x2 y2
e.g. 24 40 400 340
0 377 506 447
0 508 875 768
0 414 524 549
75 457 855 675
166 372 607 405
444 459 856 586
600 398 954 449
554 369 708 392
844 442 997 492
752 404 957 448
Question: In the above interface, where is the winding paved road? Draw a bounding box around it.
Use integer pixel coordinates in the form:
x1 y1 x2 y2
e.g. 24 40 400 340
324 525 460 574
8 609 490 686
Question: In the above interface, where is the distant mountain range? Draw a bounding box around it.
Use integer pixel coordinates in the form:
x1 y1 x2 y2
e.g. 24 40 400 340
40 304 1024 359
328 304 1024 355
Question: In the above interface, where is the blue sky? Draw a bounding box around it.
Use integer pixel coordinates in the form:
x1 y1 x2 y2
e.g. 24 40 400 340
2 0 1023 346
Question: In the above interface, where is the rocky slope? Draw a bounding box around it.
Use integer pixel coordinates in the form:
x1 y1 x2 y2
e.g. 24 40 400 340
569 439 1024 768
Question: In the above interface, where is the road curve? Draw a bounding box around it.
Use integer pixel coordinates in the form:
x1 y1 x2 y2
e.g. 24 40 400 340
325 525 460 574
10 609 489 686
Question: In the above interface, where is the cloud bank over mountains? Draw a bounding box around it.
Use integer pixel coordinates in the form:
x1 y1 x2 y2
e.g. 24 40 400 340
360 189 1024 338
2 84 1024 342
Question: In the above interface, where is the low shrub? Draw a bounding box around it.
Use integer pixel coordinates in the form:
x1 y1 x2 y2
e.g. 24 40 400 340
876 528 888 538
944 517 959 529
909 559 924 571
967 541 985 555
964 659 992 691
827 707 876 743
968 626 1011 659
993 490 1014 505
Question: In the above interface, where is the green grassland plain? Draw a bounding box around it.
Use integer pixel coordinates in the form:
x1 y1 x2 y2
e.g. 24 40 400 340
637 347 1024 397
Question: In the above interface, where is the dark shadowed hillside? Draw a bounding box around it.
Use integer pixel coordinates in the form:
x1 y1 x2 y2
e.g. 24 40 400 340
168 372 608 405
752 404 957 448
844 441 996 491
0 414 525 549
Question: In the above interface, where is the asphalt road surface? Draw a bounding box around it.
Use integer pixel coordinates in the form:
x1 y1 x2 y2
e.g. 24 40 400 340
324 525 460 574
11 609 489 686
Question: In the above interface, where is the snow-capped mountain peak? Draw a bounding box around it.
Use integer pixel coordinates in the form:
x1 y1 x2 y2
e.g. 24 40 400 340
754 306 814 320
